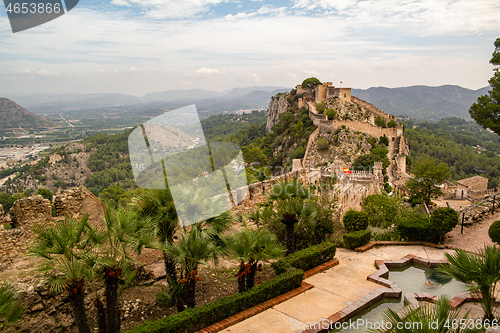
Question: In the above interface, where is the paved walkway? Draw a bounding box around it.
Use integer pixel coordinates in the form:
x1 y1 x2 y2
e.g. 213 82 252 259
219 245 453 333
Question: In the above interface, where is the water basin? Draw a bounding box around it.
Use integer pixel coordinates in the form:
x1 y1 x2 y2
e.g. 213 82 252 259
328 265 466 332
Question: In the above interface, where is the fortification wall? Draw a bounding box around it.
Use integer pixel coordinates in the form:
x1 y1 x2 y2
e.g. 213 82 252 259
302 127 320 168
308 108 327 126
319 120 399 138
351 96 396 121
0 228 30 269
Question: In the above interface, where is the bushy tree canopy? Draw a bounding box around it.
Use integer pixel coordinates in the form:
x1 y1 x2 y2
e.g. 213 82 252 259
301 77 322 89
469 38 500 137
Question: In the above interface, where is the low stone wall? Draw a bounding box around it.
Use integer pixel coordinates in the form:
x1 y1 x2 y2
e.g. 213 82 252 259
53 186 105 226
9 195 51 229
0 228 30 269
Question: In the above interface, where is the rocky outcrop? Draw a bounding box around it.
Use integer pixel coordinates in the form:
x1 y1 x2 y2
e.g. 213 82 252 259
0 203 4 220
53 186 105 226
266 94 289 132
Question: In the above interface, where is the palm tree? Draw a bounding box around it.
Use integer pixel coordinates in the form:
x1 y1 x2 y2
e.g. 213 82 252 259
164 227 220 310
89 206 153 333
0 284 24 331
130 189 179 288
226 226 284 292
29 216 94 333
268 179 317 255
438 245 500 321
370 296 480 333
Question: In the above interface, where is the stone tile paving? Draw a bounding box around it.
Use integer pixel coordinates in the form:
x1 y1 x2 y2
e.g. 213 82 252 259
217 245 452 333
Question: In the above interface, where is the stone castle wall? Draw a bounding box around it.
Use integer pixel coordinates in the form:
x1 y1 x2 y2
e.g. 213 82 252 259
350 96 396 121
319 120 401 139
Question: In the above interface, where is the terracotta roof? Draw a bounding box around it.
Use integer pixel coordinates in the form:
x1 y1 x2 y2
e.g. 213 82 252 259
456 175 488 187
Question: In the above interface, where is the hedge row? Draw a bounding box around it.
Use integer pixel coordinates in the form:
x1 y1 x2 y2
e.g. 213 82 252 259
271 241 337 275
343 230 371 250
397 217 440 243
127 268 304 333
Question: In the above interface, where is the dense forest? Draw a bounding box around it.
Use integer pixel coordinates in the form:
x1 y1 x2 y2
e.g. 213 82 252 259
403 117 500 188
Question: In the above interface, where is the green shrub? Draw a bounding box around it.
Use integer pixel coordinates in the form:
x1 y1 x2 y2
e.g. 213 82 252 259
290 146 305 159
317 137 329 151
489 221 500 244
375 116 386 128
315 103 325 113
343 230 371 250
397 217 439 243
430 207 459 242
271 242 337 275
371 229 400 241
343 210 369 232
387 120 398 128
127 268 304 333
379 135 389 146
325 108 337 119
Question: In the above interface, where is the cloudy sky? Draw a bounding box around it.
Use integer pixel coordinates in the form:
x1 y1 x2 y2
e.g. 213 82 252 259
0 0 499 96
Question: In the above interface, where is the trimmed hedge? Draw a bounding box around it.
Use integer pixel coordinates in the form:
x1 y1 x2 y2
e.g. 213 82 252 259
343 230 371 250
343 210 369 232
489 221 500 244
271 242 337 275
127 268 304 333
397 217 439 243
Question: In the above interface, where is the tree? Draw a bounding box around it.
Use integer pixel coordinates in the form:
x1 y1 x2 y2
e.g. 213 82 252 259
268 180 317 255
430 207 459 242
370 296 480 333
294 120 303 137
375 116 386 127
91 206 152 333
130 189 179 292
325 108 337 120
164 227 219 309
469 38 500 137
405 157 450 205
29 217 94 333
226 226 284 293
301 77 322 89
439 245 500 321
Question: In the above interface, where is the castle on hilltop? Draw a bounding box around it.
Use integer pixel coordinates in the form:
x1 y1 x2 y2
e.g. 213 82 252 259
267 79 411 203
297 81 352 103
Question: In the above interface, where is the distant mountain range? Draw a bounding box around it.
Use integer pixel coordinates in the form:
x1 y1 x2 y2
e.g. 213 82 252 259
3 86 288 114
1 84 491 120
0 98 53 129
352 85 490 120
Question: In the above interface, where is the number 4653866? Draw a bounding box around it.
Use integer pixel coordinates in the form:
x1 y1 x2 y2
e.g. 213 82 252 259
5 2 61 14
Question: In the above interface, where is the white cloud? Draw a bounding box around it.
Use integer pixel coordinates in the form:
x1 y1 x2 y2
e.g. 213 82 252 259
34 68 59 77
186 67 227 76
96 66 141 74
249 73 260 80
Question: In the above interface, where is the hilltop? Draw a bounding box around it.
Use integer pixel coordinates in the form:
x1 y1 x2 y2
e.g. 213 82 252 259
0 98 54 130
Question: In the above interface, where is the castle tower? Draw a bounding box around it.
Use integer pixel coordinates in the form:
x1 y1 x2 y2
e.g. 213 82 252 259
373 162 383 177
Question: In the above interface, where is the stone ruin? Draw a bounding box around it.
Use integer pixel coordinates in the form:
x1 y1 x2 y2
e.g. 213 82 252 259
53 186 105 227
0 186 106 271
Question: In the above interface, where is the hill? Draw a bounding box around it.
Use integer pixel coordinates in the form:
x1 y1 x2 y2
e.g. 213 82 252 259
0 98 53 129
352 85 490 120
